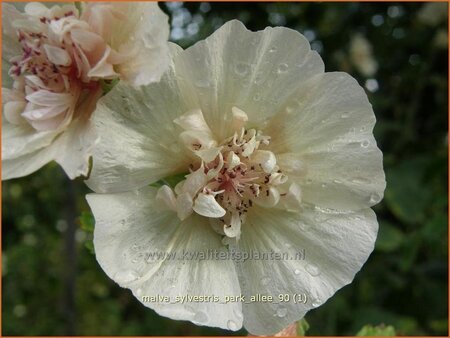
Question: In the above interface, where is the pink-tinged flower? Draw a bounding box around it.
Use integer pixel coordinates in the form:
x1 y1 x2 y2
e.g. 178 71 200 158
2 2 170 179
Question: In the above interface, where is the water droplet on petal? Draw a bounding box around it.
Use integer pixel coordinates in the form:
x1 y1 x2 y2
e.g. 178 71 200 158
277 63 289 74
269 47 277 53
369 193 382 204
193 311 208 323
321 183 327 188
333 179 342 184
312 298 322 307
361 140 370 148
341 112 350 118
227 319 239 330
276 306 288 318
114 270 140 284
195 79 210 88
305 263 321 277
261 276 271 286
294 269 301 275
235 62 250 77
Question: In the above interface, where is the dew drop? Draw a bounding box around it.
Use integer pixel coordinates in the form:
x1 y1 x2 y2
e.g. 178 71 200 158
193 311 208 323
114 270 140 284
305 263 321 277
235 62 250 77
341 112 350 118
277 63 289 74
361 140 370 148
351 177 371 185
261 276 271 286
195 79 209 88
227 319 239 330
312 298 322 307
294 269 301 275
333 179 342 184
321 183 327 188
269 47 277 53
276 306 288 318
369 193 382 204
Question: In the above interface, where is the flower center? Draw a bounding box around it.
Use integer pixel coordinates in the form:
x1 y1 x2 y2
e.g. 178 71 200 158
156 108 302 239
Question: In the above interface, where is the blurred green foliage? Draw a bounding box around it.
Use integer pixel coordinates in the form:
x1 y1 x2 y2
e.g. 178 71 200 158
2 2 448 336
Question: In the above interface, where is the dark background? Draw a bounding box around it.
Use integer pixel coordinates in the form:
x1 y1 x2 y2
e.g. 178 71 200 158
2 2 448 336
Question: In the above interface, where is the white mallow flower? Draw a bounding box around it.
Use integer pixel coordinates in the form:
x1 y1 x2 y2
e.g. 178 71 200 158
2 2 170 180
86 20 385 335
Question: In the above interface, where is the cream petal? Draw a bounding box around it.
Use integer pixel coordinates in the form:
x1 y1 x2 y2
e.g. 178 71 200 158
87 46 119 79
182 164 208 197
4 100 26 124
107 2 170 85
277 183 302 212
155 185 177 212
26 90 73 107
234 206 378 335
226 151 241 171
231 106 248 131
86 81 192 193
193 193 226 218
277 152 307 176
224 212 242 239
2 122 59 161
254 186 280 207
176 192 193 221
164 20 324 140
266 72 385 210
87 187 243 330
174 108 212 133
250 150 277 173
43 44 72 66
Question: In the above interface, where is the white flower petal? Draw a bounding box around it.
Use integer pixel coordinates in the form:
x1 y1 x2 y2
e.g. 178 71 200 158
176 192 193 221
254 186 280 208
234 206 378 335
90 2 170 85
86 82 192 193
174 108 212 133
224 212 242 238
267 72 385 210
2 122 59 161
193 193 226 218
250 150 277 173
155 185 177 212
4 100 26 124
231 106 248 131
165 20 324 140
43 44 72 66
87 187 243 331
182 164 208 197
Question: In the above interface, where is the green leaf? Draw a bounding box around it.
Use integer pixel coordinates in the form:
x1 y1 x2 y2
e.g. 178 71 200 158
376 221 404 252
356 324 396 336
100 78 120 95
84 240 95 255
79 211 95 233
149 173 189 189
384 156 432 225
297 318 310 336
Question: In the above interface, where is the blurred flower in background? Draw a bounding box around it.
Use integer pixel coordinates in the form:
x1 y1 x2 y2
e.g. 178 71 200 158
2 2 170 180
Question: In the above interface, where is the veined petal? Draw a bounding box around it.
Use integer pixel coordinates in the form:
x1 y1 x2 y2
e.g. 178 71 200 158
267 72 385 210
193 193 226 218
86 81 192 193
234 206 378 335
87 187 243 331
